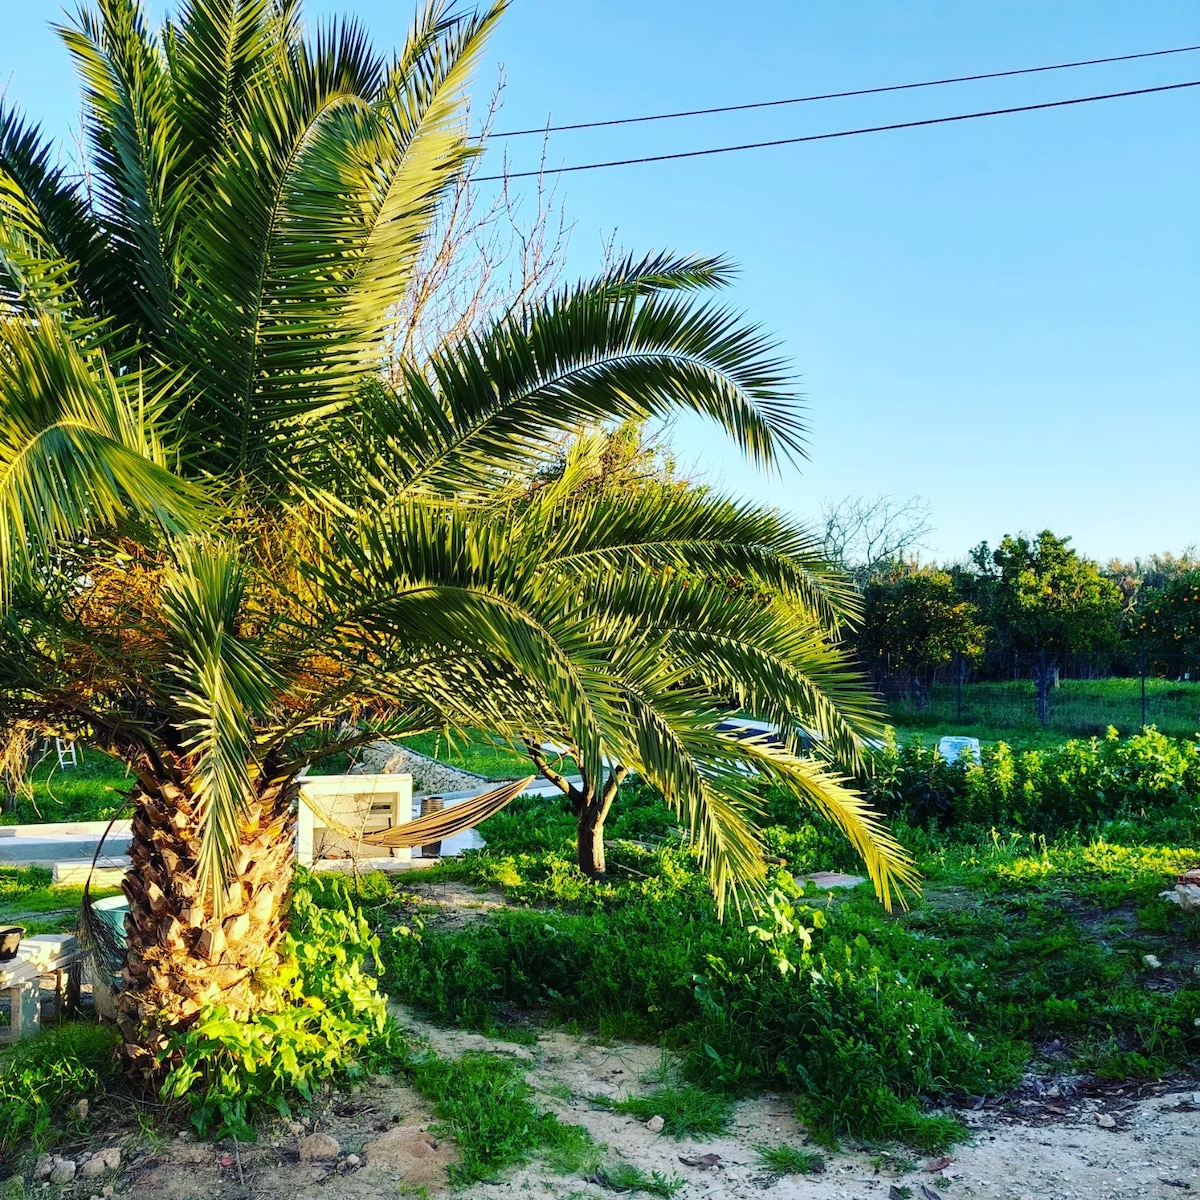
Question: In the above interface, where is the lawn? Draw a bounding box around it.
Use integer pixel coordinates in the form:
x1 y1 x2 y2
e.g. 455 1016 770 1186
888 676 1200 739
0 748 132 827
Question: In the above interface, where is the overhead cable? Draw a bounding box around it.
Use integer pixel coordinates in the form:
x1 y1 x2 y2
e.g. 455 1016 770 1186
489 44 1200 139
477 80 1200 182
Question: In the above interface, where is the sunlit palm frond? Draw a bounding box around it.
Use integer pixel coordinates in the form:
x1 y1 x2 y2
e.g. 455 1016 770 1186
59 0 185 338
160 540 285 899
0 105 111 317
0 318 204 600
375 259 802 499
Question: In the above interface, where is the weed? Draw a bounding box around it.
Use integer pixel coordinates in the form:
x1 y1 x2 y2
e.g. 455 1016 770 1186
403 1050 594 1183
592 1085 732 1139
753 1143 826 1175
592 1161 686 1200
593 1163 684 1197
0 1023 119 1156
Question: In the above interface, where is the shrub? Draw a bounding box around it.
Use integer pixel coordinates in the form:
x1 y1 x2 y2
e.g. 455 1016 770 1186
867 728 1200 835
162 875 400 1138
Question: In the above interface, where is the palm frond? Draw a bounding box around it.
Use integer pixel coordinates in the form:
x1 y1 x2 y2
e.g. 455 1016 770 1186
59 0 185 337
160 540 284 899
0 104 112 317
0 317 204 601
369 261 803 500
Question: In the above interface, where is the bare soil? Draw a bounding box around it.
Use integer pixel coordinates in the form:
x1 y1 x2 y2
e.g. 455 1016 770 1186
17 1008 1197 1200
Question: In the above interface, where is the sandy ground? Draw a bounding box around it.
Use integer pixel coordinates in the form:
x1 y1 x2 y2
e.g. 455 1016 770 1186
19 1007 1195 1200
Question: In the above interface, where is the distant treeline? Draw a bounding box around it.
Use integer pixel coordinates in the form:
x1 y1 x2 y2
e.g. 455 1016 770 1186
848 532 1200 694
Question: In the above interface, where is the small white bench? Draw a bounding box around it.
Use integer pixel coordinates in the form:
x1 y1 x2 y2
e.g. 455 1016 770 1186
0 936 83 1042
296 773 413 867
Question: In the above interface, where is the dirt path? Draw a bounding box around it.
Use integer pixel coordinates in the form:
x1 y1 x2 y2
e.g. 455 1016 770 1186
21 1001 1198 1199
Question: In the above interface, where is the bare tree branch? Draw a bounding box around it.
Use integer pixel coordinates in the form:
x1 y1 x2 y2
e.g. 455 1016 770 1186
820 494 933 584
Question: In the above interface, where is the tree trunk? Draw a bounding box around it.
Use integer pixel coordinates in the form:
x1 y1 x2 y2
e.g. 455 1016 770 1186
577 802 607 880
1033 650 1054 727
116 774 296 1088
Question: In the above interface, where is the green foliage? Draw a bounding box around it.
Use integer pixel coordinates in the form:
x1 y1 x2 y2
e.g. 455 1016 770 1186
161 882 399 1139
0 1024 118 1156
856 565 986 676
753 1144 825 1175
971 530 1124 659
402 1050 594 1184
867 726 1200 835
380 738 1200 1151
591 1085 732 1139
1140 569 1200 675
593 1163 684 1196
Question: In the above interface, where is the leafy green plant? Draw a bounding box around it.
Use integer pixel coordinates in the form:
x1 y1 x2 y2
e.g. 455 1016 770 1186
402 1050 594 1184
0 1024 118 1156
753 1143 825 1175
593 1163 683 1196
161 882 399 1139
591 1086 732 1139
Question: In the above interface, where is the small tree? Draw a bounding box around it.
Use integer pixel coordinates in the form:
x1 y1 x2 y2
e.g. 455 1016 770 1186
855 565 985 703
972 532 1123 723
1139 569 1200 678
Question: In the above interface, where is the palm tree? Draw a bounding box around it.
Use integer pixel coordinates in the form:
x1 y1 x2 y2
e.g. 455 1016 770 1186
0 0 914 1083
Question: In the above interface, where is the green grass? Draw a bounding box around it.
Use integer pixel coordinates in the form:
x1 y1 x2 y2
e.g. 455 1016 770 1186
0 865 122 935
398 730 573 780
592 1163 683 1197
753 1144 826 1175
378 749 1200 1152
591 1085 732 1139
0 1023 120 1156
1 748 132 826
888 676 1200 739
402 1050 594 1184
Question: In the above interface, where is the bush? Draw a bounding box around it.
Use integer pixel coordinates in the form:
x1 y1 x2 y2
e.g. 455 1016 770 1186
867 727 1200 835
162 874 400 1138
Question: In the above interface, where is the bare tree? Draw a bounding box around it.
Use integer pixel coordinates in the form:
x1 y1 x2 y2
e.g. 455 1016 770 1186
385 71 571 376
820 494 933 584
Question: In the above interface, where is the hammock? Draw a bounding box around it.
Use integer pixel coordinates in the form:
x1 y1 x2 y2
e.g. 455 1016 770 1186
358 775 534 848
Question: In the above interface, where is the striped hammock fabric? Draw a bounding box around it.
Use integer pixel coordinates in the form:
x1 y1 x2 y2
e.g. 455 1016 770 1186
359 776 535 848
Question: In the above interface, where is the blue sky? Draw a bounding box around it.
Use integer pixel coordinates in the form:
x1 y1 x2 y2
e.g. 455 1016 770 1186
5 1 1198 564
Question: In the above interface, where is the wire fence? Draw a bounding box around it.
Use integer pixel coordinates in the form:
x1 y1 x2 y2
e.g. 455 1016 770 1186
876 654 1200 738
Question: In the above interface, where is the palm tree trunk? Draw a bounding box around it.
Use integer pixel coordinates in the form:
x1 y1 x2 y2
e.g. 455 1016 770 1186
116 775 296 1088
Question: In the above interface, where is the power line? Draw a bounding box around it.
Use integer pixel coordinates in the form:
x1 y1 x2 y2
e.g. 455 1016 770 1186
490 45 1200 139
477 80 1200 182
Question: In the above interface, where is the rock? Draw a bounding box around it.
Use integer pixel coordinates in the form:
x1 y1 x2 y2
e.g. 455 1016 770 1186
49 1159 77 1185
80 1148 120 1178
287 1121 306 1136
297 1133 340 1161
1095 1113 1117 1129
345 1155 362 1168
75 1098 89 1120
646 1115 666 1134
1045 1084 1061 1098
363 1126 439 1172
33 1154 54 1182
1143 954 1162 969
